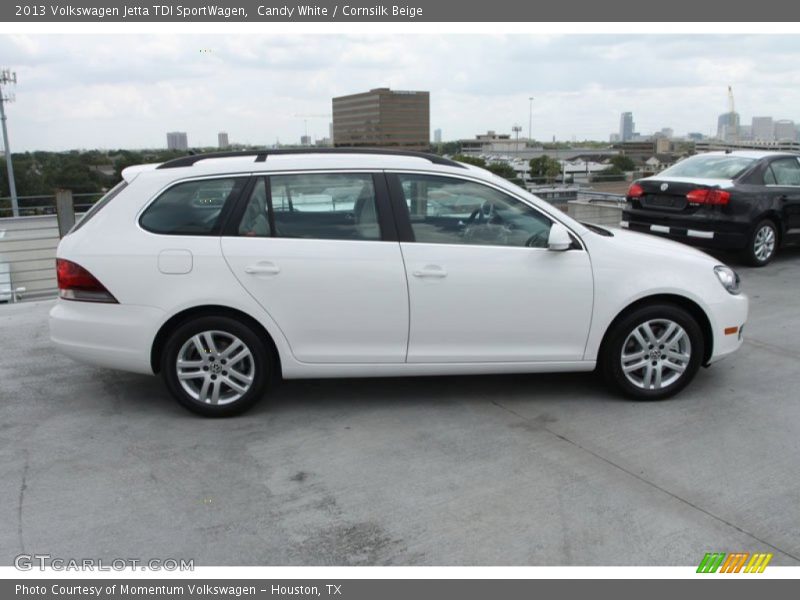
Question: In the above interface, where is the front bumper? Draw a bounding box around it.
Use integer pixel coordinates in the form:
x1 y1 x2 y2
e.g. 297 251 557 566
706 292 749 365
49 300 165 375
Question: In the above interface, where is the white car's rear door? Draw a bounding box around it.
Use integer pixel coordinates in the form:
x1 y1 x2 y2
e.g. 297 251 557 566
222 172 409 364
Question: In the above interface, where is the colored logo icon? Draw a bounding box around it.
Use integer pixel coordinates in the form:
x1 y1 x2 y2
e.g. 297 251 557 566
696 552 773 573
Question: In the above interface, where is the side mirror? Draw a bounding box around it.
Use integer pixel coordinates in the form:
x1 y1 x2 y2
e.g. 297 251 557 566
547 223 572 251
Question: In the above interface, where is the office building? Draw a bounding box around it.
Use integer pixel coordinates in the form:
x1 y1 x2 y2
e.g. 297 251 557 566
774 119 796 141
751 117 775 142
218 132 229 149
166 131 188 151
739 125 753 141
695 139 800 153
619 112 635 142
332 88 430 151
460 131 525 154
434 128 442 144
717 112 740 142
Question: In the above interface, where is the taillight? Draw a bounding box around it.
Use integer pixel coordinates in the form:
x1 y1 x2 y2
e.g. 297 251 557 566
627 183 644 198
686 188 730 205
56 259 118 303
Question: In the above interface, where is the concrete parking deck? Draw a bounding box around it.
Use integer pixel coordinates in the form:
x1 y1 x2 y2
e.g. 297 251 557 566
1 249 799 566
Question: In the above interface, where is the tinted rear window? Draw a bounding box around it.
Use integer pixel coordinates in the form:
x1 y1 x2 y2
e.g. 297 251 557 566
659 155 755 180
140 177 245 235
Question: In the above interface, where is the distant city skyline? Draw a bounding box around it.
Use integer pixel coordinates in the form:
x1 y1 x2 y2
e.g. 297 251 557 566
2 34 800 151
166 131 188 150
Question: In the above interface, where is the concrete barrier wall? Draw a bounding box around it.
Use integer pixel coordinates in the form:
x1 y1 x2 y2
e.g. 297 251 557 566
566 199 624 227
0 215 61 301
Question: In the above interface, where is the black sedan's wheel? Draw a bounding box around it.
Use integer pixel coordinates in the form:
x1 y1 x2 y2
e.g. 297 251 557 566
742 219 778 267
162 316 271 417
601 304 704 400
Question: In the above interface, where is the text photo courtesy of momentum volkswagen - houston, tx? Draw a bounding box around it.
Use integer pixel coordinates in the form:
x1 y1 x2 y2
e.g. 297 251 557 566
1 1 800 597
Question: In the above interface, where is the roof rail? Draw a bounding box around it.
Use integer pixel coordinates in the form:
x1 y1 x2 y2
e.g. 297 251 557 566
156 148 466 169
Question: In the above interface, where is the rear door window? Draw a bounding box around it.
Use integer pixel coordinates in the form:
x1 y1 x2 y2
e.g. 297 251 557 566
767 158 800 186
268 173 380 240
140 177 246 235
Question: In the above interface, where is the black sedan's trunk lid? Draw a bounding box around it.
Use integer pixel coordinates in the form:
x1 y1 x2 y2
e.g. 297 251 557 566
633 177 733 214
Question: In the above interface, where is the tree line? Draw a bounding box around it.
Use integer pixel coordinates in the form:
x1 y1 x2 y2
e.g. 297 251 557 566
0 149 190 199
0 145 640 209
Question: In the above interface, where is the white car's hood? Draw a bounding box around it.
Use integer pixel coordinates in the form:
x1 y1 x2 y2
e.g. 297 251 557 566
603 226 719 265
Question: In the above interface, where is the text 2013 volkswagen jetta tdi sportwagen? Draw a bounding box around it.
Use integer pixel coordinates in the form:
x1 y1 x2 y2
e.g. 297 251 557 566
50 150 748 416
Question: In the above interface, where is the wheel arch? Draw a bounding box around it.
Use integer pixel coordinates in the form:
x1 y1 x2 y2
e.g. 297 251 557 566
150 304 282 377
753 210 783 243
599 294 713 366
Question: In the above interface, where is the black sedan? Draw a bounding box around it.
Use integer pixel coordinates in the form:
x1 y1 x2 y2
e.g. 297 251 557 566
622 151 800 266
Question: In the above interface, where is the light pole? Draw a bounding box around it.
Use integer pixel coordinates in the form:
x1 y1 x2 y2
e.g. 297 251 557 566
512 125 522 152
528 96 534 144
0 69 19 217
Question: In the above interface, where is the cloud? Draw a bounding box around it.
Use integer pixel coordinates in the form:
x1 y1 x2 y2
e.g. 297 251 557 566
0 33 799 150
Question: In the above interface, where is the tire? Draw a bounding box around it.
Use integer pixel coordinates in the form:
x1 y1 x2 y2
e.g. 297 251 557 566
161 315 271 417
601 303 704 401
741 219 778 267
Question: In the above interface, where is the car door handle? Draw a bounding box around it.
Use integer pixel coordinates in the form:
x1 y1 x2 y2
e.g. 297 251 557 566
244 263 281 275
412 266 447 279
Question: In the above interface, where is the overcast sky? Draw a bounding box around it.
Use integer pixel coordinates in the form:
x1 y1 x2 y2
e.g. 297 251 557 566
1 34 799 151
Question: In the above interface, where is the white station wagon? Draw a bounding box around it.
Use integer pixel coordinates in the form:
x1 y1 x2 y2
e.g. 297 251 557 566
50 150 748 416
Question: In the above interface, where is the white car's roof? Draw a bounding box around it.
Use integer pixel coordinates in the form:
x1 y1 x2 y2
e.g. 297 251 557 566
125 152 485 182
121 152 494 185
121 163 159 182
699 150 797 160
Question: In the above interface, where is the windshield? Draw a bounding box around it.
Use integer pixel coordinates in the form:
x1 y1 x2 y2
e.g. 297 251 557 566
658 154 755 180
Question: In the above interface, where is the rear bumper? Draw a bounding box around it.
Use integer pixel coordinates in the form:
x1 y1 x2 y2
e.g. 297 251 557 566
49 300 164 375
621 210 749 250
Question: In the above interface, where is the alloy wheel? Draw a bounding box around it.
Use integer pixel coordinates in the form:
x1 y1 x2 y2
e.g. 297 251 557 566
620 319 692 391
753 224 776 262
176 330 255 405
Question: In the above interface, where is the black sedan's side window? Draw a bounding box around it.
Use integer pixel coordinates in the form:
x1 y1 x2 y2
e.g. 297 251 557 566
767 158 800 186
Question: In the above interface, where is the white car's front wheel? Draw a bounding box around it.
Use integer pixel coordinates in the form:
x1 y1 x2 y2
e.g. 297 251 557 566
602 304 704 400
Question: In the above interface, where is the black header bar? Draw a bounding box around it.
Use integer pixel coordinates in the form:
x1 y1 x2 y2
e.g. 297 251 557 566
4 0 800 22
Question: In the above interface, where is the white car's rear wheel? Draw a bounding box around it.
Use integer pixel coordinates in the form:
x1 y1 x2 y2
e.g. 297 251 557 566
163 316 270 417
602 304 704 400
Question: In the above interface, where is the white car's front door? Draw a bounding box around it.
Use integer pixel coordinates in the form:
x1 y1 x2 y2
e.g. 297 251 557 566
222 173 408 364
392 173 593 363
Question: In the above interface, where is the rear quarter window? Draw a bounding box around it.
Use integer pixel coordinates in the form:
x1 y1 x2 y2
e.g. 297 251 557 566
140 177 246 235
69 180 128 234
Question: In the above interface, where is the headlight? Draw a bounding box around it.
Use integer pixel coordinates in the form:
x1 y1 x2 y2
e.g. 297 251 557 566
714 265 741 295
